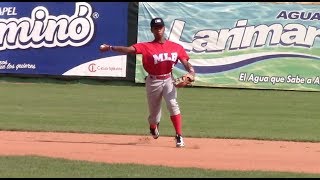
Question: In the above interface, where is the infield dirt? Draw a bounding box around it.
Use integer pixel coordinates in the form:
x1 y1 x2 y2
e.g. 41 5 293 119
1 131 320 174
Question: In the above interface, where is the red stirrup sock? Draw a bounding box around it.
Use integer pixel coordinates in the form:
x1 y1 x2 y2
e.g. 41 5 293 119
150 124 157 129
170 114 182 135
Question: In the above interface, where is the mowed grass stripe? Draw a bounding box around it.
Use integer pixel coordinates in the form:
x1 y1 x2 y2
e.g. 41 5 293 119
0 79 320 142
0 156 319 178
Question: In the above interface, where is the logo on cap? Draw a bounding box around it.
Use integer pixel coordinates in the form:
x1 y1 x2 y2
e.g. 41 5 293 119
150 17 164 27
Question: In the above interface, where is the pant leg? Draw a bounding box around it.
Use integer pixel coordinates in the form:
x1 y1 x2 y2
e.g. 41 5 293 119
145 76 164 125
163 77 180 116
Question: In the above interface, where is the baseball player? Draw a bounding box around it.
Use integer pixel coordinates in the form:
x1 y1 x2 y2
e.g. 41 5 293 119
99 17 195 148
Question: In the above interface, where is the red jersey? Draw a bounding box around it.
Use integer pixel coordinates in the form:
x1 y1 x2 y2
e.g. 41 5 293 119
133 40 189 75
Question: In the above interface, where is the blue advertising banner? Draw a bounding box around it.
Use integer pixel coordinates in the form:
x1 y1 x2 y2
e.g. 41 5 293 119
0 2 128 77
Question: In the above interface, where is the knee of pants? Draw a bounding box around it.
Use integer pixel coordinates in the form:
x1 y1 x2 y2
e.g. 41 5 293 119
167 99 180 115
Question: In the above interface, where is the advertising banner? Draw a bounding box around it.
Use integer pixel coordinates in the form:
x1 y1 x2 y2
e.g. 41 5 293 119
135 2 320 91
0 2 128 77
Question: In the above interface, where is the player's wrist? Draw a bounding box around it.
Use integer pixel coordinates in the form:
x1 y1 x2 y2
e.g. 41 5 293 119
109 45 113 51
188 67 195 75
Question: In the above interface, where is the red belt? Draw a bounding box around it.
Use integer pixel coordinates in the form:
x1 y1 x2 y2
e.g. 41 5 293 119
149 74 171 80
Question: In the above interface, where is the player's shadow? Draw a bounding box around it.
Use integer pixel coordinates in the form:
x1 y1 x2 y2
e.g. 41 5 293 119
30 139 180 148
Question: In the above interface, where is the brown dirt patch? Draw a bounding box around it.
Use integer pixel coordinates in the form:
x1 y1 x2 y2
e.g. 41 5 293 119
1 130 320 174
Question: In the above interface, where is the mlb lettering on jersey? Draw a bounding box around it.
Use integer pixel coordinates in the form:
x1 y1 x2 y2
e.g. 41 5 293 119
0 7 17 16
153 52 178 64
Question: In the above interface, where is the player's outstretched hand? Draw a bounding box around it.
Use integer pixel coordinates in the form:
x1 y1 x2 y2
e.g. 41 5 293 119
99 44 111 52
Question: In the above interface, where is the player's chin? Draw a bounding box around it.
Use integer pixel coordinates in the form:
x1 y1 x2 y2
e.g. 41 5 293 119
154 34 163 39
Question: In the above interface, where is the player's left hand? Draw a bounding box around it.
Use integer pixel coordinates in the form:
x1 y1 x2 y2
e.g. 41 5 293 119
173 73 195 88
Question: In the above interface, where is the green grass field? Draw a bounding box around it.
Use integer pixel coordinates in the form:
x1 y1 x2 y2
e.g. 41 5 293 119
1 77 320 177
1 77 320 142
0 156 318 178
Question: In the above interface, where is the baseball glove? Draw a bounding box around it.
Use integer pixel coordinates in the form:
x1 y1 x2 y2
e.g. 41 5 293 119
173 73 195 88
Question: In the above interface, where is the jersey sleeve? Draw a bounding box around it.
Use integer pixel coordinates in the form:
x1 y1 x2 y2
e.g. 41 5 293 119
132 42 145 54
178 45 190 61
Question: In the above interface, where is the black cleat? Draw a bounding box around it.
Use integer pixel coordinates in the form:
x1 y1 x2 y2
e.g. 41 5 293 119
175 134 185 148
149 123 160 139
